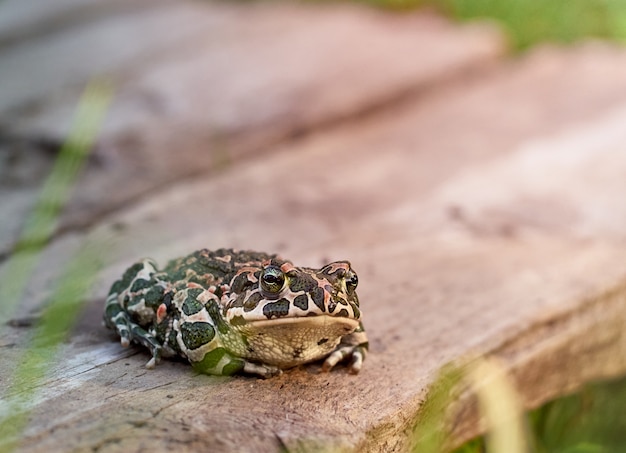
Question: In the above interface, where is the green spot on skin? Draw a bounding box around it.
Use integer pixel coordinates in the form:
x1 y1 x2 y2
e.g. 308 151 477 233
130 278 151 292
293 294 308 311
180 322 215 350
262 298 290 319
182 297 204 316
192 347 227 373
187 287 204 299
288 273 317 293
231 292 246 308
230 273 252 294
243 292 262 312
222 358 245 376
104 304 123 319
311 287 326 312
207 300 231 334
143 286 164 308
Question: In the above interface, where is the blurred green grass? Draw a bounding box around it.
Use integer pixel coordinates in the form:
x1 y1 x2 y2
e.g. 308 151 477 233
530 376 626 453
0 80 111 452
452 375 626 453
370 0 626 50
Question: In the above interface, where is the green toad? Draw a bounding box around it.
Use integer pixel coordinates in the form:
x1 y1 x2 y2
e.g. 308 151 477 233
104 249 367 377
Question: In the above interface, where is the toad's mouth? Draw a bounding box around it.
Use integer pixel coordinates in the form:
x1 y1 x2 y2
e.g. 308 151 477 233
234 315 359 336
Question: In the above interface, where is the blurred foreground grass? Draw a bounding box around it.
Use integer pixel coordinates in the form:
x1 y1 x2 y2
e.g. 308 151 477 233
0 81 112 451
371 0 626 50
451 374 626 453
530 376 626 453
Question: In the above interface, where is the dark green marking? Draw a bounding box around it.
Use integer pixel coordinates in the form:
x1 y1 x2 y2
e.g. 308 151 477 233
230 292 246 308
129 324 161 357
180 322 215 350
192 347 226 372
221 358 245 376
230 272 253 294
130 277 151 292
182 290 205 315
191 347 245 375
104 303 124 321
243 292 263 312
143 286 165 309
293 294 309 311
288 273 317 293
207 300 231 334
262 298 290 319
311 287 326 312
336 308 349 317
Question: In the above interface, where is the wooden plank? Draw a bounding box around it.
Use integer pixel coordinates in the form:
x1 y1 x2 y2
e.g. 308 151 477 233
0 1 234 112
3 43 626 452
0 0 503 256
0 0 154 47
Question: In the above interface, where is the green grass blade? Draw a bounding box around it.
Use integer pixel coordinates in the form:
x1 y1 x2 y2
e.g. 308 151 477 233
0 80 112 450
0 80 112 324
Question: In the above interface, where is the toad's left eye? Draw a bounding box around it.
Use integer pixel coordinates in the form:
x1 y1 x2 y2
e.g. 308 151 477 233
345 271 358 292
260 266 286 295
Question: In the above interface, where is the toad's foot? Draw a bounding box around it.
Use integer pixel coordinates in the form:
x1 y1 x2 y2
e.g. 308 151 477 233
243 362 283 378
322 344 368 374
322 324 368 374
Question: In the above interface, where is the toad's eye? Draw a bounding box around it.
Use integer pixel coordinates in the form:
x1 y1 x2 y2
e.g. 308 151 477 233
345 271 358 292
260 266 285 294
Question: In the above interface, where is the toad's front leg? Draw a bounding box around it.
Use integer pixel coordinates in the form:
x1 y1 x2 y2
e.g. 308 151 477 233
322 322 368 374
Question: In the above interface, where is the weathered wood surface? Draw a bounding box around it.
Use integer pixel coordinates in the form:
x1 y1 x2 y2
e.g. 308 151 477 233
0 0 501 257
3 0 626 451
